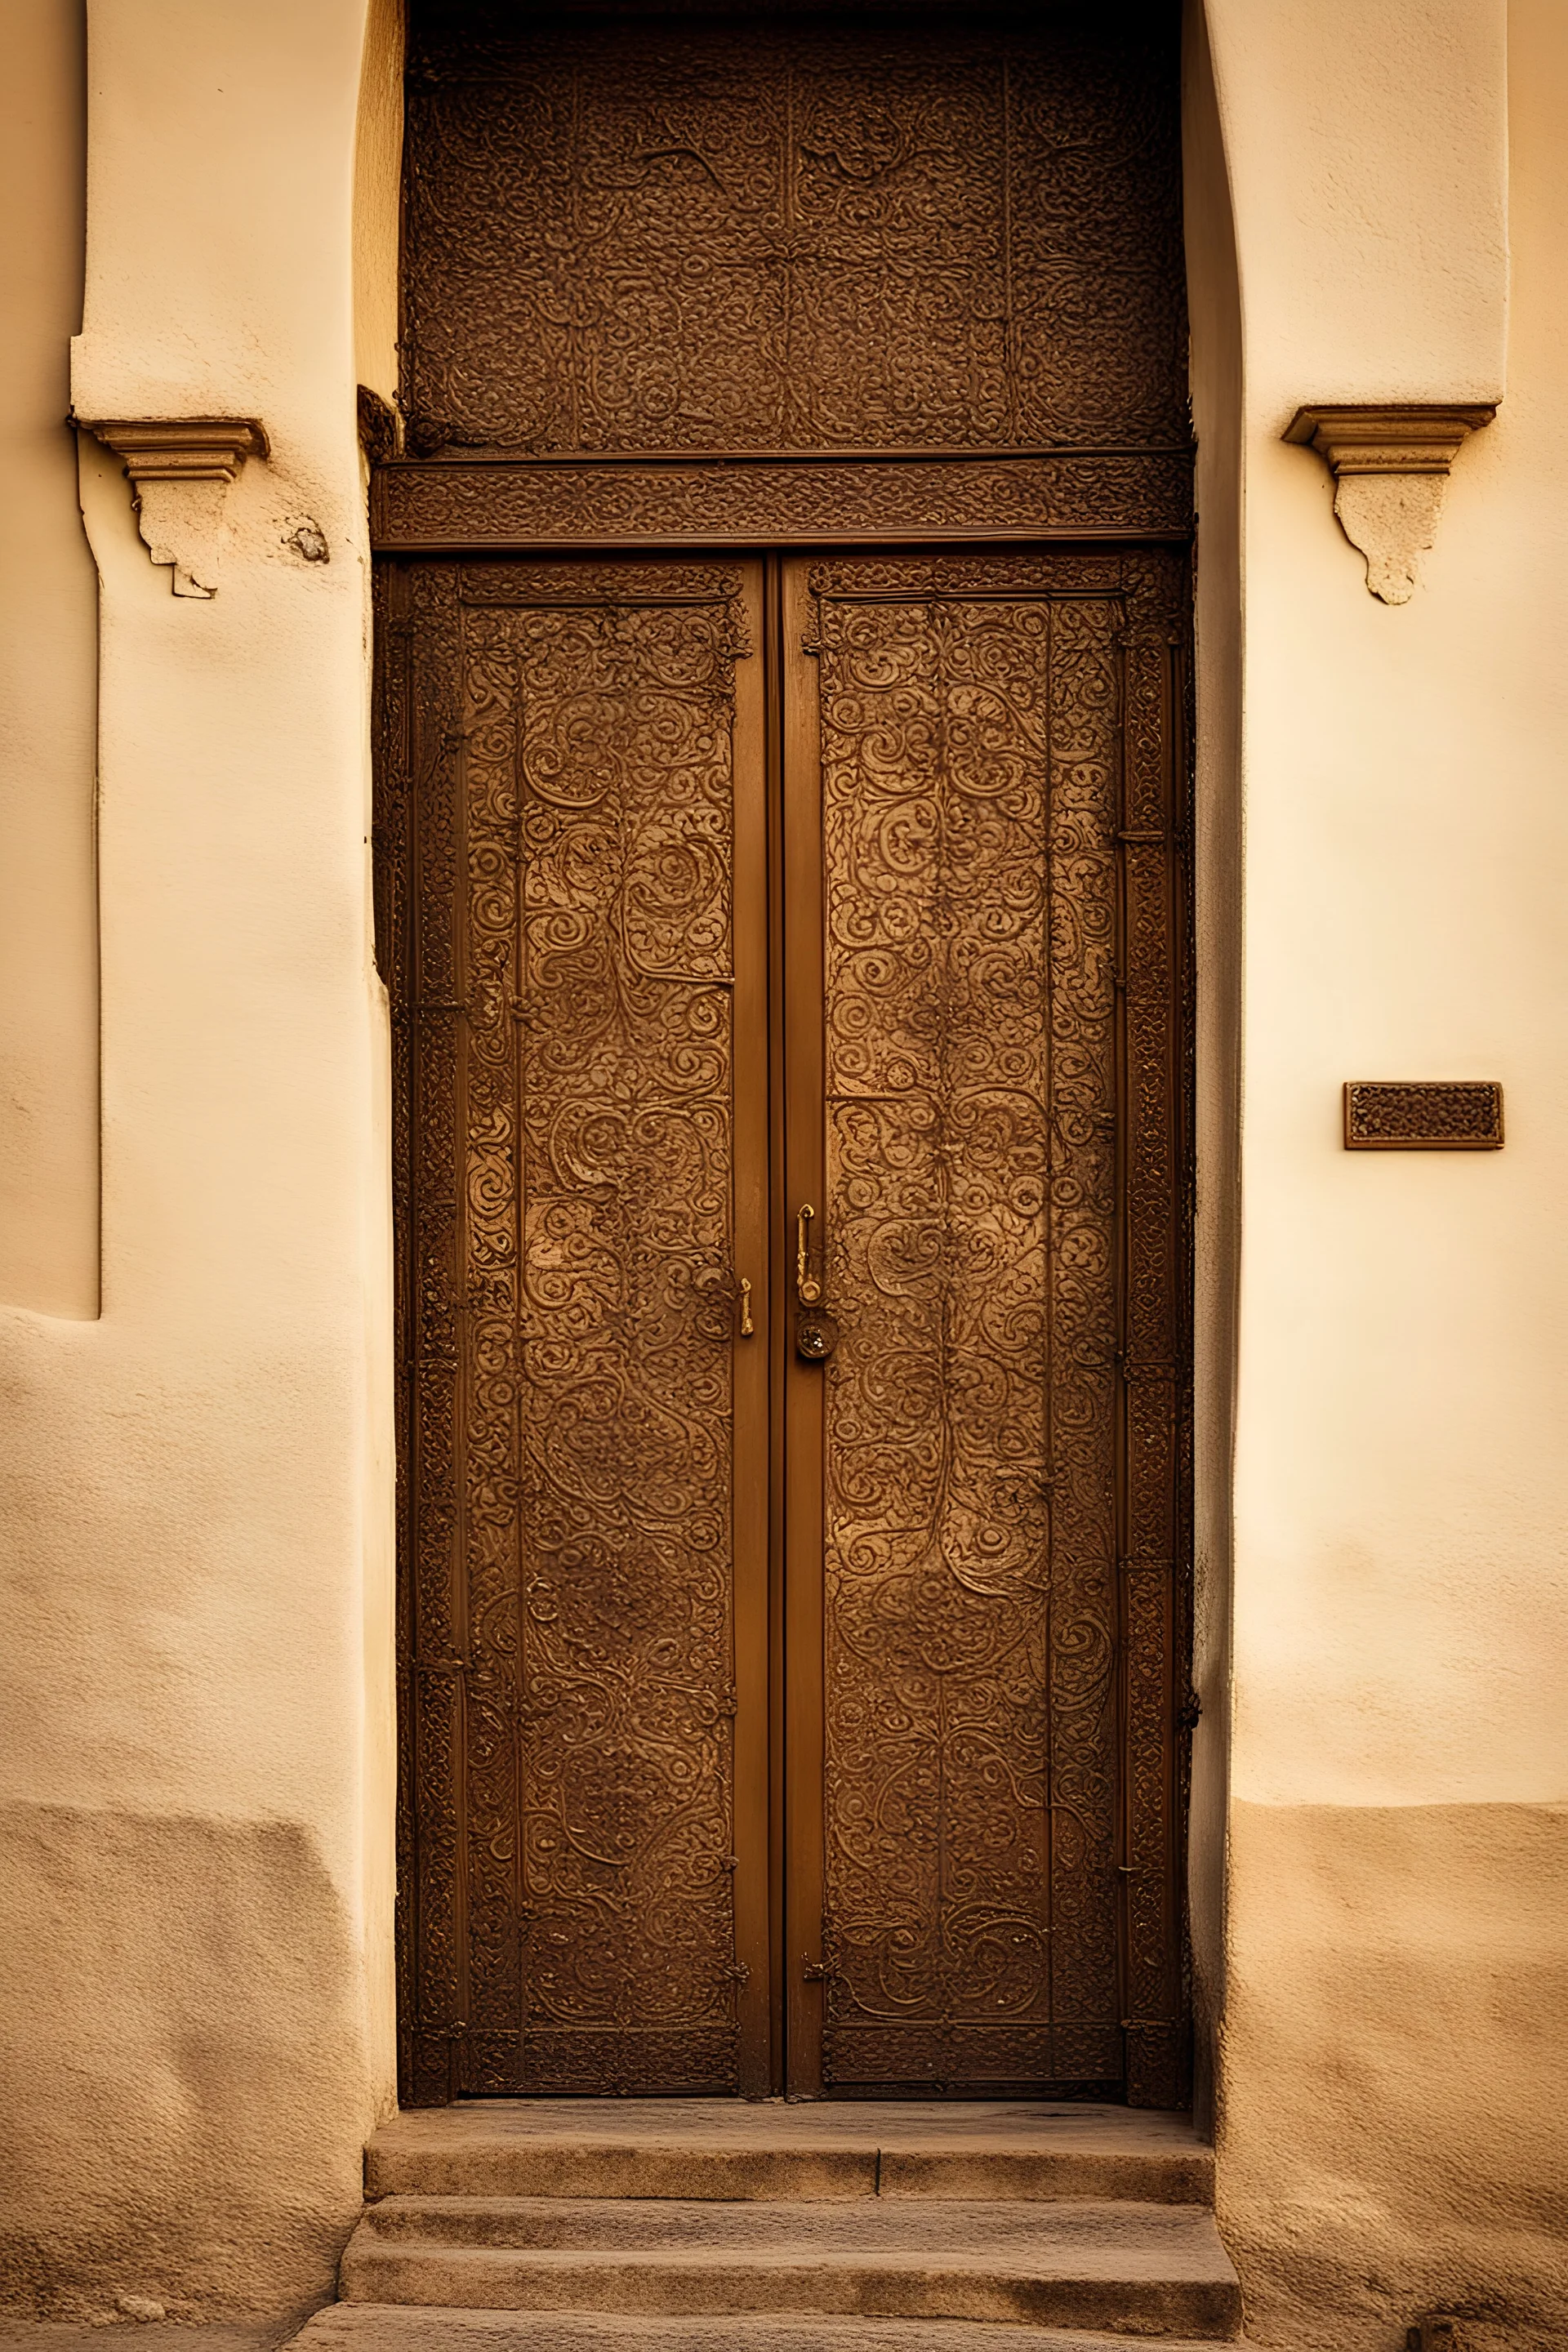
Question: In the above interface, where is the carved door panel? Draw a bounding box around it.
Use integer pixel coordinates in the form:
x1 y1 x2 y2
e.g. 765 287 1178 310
781 550 1189 2105
384 557 773 2101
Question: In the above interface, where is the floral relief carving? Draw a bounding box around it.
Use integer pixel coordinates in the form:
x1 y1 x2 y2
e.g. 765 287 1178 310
812 558 1134 2090
372 451 1193 551
390 563 746 2097
402 19 1186 463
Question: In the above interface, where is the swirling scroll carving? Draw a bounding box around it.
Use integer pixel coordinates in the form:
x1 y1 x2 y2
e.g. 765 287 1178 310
510 590 744 2090
813 559 1125 2090
372 452 1193 552
393 561 747 2098
402 15 1186 463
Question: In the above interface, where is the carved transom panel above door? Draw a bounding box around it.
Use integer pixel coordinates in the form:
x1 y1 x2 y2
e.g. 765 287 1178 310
403 11 1186 461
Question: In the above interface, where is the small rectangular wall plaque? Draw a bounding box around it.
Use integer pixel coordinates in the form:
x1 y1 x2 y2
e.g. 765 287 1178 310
1343 1081 1504 1150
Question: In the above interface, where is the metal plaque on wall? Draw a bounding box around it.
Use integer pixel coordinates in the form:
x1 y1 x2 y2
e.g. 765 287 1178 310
1343 1082 1504 1150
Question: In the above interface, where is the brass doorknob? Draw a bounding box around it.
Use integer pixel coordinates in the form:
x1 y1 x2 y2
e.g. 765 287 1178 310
795 1313 837 1362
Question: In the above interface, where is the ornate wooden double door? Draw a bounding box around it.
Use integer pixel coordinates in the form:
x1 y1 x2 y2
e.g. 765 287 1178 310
381 543 1191 2106
381 0 1192 2108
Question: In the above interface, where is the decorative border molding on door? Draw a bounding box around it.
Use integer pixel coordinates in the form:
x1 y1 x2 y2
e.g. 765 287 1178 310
371 448 1195 555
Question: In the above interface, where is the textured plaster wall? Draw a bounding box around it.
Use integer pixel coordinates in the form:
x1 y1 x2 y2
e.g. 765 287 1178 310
1200 1 1568 2345
0 0 397 2321
0 0 99 1316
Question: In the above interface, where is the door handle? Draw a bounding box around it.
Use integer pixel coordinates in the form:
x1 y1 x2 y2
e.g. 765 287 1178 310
793 1204 838 1361
737 1275 755 1337
795 1205 822 1304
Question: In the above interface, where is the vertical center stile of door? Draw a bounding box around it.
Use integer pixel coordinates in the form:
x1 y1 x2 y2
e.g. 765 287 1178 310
452 590 472 2098
1041 592 1058 2045
1112 604 1133 2073
508 594 528 2087
764 553 790 2093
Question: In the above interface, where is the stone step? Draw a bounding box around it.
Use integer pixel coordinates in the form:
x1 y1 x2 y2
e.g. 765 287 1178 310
354 2194 1228 2258
366 2101 1213 2207
292 2309 1245 2351
338 2197 1241 2337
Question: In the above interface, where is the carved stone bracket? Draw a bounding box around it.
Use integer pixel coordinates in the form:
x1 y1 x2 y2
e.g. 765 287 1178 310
78 417 270 597
1285 403 1496 604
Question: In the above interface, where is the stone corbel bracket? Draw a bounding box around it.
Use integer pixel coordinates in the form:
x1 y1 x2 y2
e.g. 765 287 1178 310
1285 403 1497 605
76 416 270 598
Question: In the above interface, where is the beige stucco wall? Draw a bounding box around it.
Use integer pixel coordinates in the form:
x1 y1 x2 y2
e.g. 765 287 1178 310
0 0 397 2322
0 0 99 1316
1202 0 1568 2344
